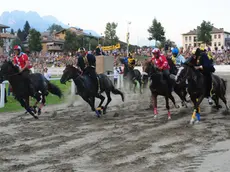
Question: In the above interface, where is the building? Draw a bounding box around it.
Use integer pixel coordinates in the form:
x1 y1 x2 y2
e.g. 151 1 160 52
0 24 17 55
182 27 230 50
24 32 64 55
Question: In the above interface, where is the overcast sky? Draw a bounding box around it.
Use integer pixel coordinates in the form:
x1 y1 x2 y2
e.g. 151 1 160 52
1 0 230 46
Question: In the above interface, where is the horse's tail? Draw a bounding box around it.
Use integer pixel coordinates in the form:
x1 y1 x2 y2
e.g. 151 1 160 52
111 86 124 102
46 80 63 98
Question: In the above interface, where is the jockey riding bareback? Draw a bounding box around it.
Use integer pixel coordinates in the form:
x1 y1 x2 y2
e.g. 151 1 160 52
77 47 100 94
151 48 172 91
13 45 36 96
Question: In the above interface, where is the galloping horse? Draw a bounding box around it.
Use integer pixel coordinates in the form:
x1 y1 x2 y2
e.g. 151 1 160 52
60 65 124 117
0 60 62 119
143 61 180 120
175 63 229 124
119 57 142 93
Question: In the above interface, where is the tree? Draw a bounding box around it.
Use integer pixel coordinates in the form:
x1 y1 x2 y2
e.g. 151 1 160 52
197 20 213 45
28 29 42 53
48 24 63 33
148 18 165 43
22 21 31 41
104 22 119 45
63 30 80 54
17 29 24 41
10 29 14 35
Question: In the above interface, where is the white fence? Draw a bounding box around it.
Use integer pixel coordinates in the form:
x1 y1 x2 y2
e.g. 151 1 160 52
0 74 124 108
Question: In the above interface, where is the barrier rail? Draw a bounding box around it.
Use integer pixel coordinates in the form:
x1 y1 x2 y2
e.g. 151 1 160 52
0 74 123 109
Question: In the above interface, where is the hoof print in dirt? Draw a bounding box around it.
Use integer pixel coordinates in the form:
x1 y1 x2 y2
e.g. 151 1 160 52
113 113 120 117
51 111 58 118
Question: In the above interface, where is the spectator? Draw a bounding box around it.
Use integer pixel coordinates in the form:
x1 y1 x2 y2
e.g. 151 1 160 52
43 68 51 80
95 44 105 55
114 67 120 86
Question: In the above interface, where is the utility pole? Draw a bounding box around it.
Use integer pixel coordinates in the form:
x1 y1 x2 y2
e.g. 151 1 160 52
127 21 131 57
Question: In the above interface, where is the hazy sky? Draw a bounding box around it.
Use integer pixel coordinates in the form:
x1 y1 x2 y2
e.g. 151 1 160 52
1 0 230 46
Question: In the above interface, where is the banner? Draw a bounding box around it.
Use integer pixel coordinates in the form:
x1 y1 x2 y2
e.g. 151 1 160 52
101 43 120 51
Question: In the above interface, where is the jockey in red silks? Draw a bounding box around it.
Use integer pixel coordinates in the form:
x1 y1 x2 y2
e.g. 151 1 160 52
151 48 172 91
13 45 35 96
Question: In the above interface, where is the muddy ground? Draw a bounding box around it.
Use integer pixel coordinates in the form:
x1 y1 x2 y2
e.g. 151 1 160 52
1 75 230 172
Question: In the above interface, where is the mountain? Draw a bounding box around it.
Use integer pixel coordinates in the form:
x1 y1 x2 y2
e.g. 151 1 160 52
0 10 101 38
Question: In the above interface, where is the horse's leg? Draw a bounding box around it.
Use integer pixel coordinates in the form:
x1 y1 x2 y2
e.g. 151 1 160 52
95 94 105 111
174 87 187 108
219 94 229 110
102 91 112 114
190 95 198 124
139 79 142 94
152 94 158 118
133 79 137 93
165 96 171 120
213 95 221 110
168 93 180 108
37 94 46 116
22 97 38 119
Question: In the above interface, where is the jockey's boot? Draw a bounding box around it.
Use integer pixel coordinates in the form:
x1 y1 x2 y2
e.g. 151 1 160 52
208 96 213 105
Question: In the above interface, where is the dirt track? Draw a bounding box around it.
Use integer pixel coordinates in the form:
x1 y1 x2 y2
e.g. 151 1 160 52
1 75 230 172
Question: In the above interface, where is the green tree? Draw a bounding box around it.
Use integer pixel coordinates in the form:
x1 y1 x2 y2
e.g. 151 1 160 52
104 22 119 45
23 21 30 37
17 29 24 41
48 24 63 33
28 29 42 53
63 30 80 54
148 18 165 43
10 29 14 35
197 20 213 45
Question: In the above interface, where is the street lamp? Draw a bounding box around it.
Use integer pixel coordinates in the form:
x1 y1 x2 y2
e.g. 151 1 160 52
127 21 131 57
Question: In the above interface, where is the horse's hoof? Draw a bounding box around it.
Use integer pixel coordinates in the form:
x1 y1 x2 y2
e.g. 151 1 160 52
34 116 39 119
95 110 101 118
168 116 171 120
154 115 157 119
38 109 41 116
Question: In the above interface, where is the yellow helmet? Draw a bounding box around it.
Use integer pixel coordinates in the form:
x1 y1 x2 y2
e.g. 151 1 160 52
200 44 205 51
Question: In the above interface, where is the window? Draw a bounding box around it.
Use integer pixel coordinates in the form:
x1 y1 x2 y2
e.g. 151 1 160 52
185 44 188 49
194 36 197 42
189 44 191 46
214 35 217 39
194 43 196 47
189 36 191 42
218 34 221 39
185 36 187 42
210 42 212 46
214 42 217 46
218 42 221 46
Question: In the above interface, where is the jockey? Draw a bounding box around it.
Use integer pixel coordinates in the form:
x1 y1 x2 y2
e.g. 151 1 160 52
127 53 136 80
171 47 185 68
194 45 215 105
77 47 100 94
13 45 36 96
151 48 172 91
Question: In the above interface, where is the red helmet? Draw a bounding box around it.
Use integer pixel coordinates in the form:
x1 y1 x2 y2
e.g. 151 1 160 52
152 48 160 54
14 45 22 51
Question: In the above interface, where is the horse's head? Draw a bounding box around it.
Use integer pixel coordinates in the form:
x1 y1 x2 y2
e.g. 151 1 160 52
60 65 80 84
142 60 158 77
175 64 190 84
0 60 19 83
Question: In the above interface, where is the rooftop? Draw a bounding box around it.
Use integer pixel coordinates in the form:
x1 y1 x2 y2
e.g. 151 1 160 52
0 24 10 28
182 26 230 35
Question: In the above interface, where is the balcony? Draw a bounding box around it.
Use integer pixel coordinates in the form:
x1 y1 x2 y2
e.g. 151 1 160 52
47 45 63 51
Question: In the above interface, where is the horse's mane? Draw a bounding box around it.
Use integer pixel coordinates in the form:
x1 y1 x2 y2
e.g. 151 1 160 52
3 60 20 73
66 65 82 74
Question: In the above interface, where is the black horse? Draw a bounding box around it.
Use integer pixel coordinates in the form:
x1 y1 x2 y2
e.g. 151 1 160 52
143 61 180 120
60 65 124 116
119 57 142 93
175 64 229 124
0 61 62 119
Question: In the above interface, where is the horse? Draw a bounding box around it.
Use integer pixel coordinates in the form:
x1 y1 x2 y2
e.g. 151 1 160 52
60 65 124 116
0 60 62 119
175 63 229 124
119 57 142 94
143 61 180 120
